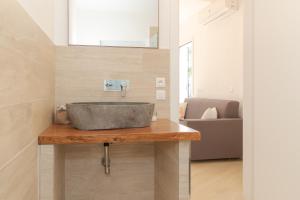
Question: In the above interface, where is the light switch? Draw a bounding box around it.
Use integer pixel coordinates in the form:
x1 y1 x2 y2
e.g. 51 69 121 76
156 90 166 100
156 77 166 88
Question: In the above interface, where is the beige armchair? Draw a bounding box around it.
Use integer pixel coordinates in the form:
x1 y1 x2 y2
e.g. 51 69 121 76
180 98 243 161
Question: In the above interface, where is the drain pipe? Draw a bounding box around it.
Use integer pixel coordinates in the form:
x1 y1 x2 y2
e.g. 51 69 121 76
102 143 111 175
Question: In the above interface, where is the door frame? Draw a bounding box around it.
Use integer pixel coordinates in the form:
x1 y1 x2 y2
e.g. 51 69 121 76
173 0 255 199
243 0 254 199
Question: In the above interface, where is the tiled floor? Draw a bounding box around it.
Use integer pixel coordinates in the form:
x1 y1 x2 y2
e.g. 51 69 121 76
191 160 243 200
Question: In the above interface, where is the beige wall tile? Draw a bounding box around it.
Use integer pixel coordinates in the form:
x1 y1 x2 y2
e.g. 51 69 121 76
0 141 38 200
61 142 190 200
0 104 32 167
39 145 56 200
155 141 191 200
178 141 191 200
65 143 155 200
39 145 65 200
0 0 54 107
0 0 55 199
0 100 53 171
53 145 65 200
55 46 170 119
31 99 54 136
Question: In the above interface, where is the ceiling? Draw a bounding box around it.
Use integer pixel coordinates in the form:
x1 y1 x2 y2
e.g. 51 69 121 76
180 0 211 23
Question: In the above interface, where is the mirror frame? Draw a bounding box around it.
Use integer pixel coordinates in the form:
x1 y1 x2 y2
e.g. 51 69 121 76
68 0 160 49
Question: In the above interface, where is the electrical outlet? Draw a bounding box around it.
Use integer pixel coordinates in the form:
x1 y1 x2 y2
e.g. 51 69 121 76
156 90 166 100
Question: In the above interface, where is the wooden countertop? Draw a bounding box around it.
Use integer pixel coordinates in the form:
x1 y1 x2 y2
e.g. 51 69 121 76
38 119 201 145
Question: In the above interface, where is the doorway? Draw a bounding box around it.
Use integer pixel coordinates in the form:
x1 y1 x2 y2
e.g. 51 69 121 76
179 0 244 199
179 42 193 103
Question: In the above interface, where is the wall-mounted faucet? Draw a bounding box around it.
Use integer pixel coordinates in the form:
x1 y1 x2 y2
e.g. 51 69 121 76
105 81 113 88
104 80 129 97
120 82 127 97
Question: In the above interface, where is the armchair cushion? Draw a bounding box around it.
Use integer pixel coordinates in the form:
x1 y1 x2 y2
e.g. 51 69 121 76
201 107 218 120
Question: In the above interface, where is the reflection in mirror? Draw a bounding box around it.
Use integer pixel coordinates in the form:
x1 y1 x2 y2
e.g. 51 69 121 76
69 0 159 48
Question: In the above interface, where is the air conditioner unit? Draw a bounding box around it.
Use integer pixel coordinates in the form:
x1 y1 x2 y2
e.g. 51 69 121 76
199 0 239 25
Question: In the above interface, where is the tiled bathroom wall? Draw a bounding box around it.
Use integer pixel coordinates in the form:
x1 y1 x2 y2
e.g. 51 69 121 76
54 45 171 200
55 46 170 119
0 2 171 199
0 0 55 199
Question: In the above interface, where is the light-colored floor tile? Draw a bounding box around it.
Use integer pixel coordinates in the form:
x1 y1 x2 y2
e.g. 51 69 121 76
191 160 243 200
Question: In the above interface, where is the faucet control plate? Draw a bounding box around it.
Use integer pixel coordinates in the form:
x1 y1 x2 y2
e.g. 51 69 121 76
104 80 129 91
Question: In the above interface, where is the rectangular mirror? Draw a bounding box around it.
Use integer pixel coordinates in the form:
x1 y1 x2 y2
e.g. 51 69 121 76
69 0 159 48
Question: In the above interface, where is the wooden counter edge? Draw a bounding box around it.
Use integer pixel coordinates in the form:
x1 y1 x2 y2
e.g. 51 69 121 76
38 121 201 145
38 132 200 145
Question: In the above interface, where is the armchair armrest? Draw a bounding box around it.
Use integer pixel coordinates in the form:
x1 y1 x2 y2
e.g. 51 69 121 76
180 118 243 160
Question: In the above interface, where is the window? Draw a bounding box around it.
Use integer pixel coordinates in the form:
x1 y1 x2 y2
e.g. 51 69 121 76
179 42 193 103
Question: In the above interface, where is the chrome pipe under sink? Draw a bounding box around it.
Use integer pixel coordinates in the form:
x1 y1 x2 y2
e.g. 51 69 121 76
102 143 111 175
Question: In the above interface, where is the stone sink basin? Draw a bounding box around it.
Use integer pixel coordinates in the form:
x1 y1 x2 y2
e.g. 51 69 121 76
66 102 155 130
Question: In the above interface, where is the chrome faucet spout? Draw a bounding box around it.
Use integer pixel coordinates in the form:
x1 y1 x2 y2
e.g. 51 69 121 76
104 80 129 97
120 83 127 97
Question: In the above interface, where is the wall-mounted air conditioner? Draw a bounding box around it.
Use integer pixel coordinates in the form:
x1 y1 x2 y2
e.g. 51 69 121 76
199 0 239 25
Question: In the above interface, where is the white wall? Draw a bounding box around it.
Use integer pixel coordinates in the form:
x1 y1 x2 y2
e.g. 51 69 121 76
243 0 254 199
180 1 243 105
170 0 179 121
18 0 55 41
54 0 68 45
244 0 300 200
